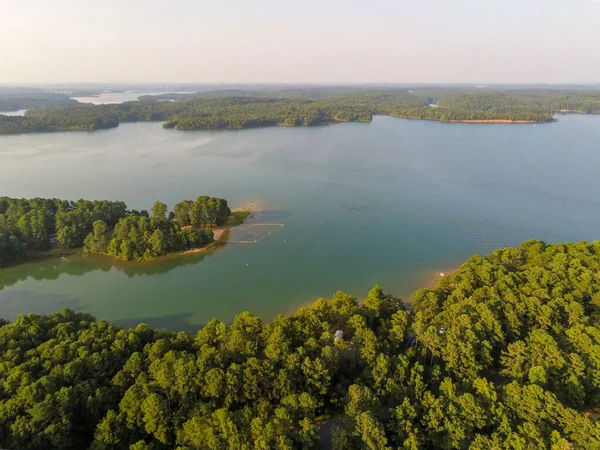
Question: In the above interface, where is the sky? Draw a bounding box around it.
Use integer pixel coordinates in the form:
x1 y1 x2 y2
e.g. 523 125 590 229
0 0 599 85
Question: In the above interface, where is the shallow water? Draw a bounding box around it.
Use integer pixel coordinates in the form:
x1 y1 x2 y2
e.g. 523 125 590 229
1 115 600 331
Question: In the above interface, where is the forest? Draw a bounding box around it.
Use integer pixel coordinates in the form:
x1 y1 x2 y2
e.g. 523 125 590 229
0 239 599 449
0 195 230 267
2 87 600 135
0 92 78 113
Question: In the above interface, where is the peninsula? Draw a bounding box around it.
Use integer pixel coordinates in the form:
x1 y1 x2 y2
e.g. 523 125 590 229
0 195 239 267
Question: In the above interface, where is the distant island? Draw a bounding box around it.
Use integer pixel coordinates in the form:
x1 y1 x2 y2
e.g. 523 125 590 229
1 87 600 135
0 195 248 268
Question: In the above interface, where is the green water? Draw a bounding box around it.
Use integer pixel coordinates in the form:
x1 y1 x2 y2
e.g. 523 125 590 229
2 115 600 331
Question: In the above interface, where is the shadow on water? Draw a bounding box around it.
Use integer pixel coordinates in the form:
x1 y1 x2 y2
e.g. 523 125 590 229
0 290 84 322
114 313 206 335
0 289 205 334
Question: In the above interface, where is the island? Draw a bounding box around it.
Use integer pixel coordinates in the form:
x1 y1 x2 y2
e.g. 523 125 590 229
0 195 246 267
0 240 598 449
2 87 600 135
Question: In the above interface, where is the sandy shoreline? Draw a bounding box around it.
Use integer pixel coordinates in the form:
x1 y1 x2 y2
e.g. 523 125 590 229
212 228 227 241
282 264 464 316
232 200 265 213
182 202 262 253
182 247 209 254
421 265 461 289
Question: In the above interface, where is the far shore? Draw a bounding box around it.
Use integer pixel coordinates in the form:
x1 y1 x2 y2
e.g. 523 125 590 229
446 119 542 124
388 114 556 125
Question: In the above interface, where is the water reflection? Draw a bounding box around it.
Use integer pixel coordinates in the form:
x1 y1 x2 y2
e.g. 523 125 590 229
0 208 291 292
0 245 219 292
115 313 205 333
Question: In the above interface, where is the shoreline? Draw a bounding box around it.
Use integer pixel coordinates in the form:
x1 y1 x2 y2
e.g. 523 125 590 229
421 265 461 289
231 200 265 213
282 264 463 317
388 114 555 125
181 203 258 254
395 264 463 304
445 119 543 124
3 113 572 137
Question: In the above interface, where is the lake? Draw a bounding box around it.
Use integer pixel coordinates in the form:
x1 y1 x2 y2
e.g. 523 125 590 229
72 91 193 105
0 110 28 116
1 115 600 331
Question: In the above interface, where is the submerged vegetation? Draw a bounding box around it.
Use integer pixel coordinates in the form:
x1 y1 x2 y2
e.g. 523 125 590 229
0 196 231 267
227 209 252 227
0 240 599 448
2 87 600 134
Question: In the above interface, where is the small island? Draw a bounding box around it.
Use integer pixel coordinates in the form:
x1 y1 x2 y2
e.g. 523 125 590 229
0 195 246 268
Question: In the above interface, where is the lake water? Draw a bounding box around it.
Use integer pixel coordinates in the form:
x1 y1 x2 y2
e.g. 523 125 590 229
1 115 600 331
0 110 28 116
72 91 192 105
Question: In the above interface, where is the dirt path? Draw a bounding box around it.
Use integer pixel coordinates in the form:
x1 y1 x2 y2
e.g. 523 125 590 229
317 416 344 450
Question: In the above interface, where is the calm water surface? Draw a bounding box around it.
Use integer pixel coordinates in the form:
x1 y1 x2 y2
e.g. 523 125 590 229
0 110 28 116
72 91 191 104
1 115 600 331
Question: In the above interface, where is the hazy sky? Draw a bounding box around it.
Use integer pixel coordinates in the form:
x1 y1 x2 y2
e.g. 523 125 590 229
1 0 599 84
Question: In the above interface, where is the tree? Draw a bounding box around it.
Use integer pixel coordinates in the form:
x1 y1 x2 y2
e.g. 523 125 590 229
354 412 391 450
173 200 192 226
141 393 172 445
151 201 167 220
84 220 111 254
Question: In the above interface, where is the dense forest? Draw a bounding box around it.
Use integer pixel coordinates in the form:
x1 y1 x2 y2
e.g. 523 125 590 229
2 87 600 134
0 196 230 267
0 240 599 449
0 92 78 113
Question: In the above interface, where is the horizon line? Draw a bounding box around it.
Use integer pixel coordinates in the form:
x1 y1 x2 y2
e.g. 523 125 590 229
2 81 600 87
